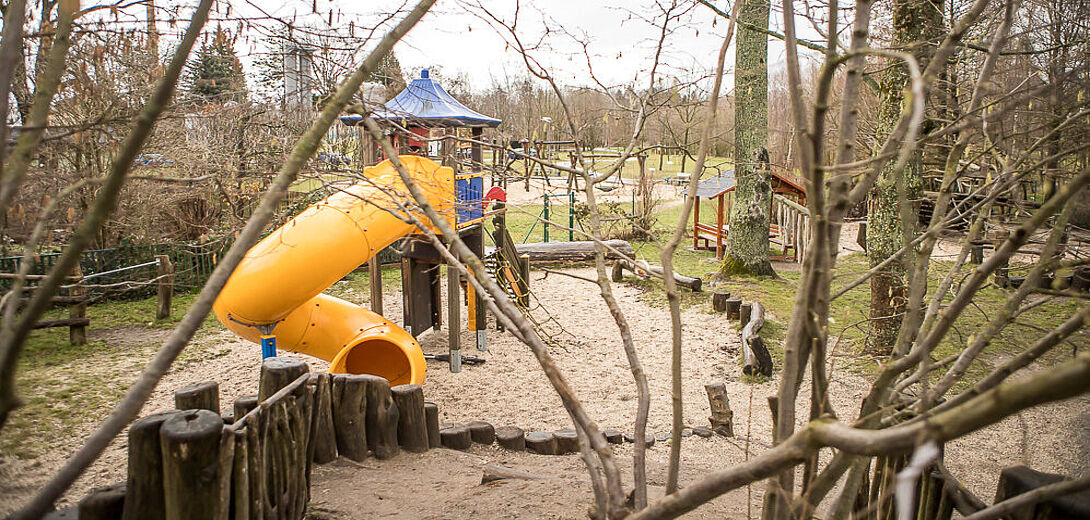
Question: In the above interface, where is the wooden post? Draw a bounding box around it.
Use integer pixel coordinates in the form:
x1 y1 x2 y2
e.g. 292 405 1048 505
160 410 225 520
424 402 440 449
258 357 308 401
232 395 257 422
994 230 1011 287
331 374 369 461
970 243 984 264
742 302 772 377
740 303 752 325
155 255 173 320
554 429 578 454
174 381 220 413
611 261 625 282
857 221 867 250
704 383 734 437
230 429 249 520
122 412 178 520
447 264 461 372
712 291 731 312
693 196 700 250
725 298 742 319
310 374 337 464
79 483 127 520
716 193 725 259
496 426 525 451
440 425 472 450
517 254 530 307
525 431 558 455
369 259 383 314
392 384 429 452
69 264 87 346
467 421 495 445
361 374 399 459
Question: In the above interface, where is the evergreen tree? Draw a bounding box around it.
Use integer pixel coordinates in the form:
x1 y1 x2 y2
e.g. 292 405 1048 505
186 27 247 104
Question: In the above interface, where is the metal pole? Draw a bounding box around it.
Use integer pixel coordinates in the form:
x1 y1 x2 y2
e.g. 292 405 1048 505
543 195 550 243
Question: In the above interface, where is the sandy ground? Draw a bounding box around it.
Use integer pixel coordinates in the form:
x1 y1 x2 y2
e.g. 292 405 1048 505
3 258 1089 518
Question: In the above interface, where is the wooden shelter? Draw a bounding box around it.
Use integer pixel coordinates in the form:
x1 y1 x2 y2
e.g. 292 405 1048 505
692 169 810 261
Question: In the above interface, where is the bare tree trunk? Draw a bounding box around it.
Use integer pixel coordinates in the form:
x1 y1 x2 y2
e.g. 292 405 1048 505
720 0 774 278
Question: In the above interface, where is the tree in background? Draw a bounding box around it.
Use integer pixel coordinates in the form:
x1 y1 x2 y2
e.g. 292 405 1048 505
719 0 774 277
367 52 406 101
865 0 943 353
186 26 247 104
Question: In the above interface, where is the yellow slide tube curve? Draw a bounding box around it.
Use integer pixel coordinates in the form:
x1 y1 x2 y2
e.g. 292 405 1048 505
213 156 455 386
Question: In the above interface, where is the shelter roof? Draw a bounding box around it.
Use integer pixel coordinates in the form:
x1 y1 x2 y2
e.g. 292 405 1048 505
340 69 501 128
695 169 807 198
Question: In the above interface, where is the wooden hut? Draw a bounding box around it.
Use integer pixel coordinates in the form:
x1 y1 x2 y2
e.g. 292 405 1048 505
692 169 810 261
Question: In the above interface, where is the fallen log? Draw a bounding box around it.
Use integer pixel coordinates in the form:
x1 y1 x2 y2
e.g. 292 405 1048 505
741 302 773 377
612 259 702 292
514 240 635 264
480 464 547 485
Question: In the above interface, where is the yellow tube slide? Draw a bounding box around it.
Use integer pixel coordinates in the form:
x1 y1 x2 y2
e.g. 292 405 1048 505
213 156 455 386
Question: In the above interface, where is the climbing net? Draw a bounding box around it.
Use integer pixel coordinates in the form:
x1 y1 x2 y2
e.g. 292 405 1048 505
483 230 582 351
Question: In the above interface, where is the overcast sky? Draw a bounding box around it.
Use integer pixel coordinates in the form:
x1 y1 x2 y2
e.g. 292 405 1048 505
154 0 825 92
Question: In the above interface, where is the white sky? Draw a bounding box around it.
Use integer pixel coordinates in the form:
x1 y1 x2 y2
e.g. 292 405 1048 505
145 0 827 92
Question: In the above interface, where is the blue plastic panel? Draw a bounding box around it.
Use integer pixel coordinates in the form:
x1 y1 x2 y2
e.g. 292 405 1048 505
456 174 484 224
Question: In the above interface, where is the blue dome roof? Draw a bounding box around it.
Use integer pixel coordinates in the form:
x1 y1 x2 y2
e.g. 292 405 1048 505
342 69 501 128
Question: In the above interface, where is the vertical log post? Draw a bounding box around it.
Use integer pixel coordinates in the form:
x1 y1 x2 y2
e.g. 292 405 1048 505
155 255 173 320
705 383 734 437
424 402 440 449
330 374 369 462
122 412 178 520
79 483 127 520
725 298 742 320
159 409 225 520
232 396 257 423
391 384 429 453
739 303 752 326
517 254 530 308
712 291 730 312
361 374 399 459
369 259 383 314
994 229 1011 288
309 373 337 464
174 381 220 413
68 264 87 346
447 264 461 372
258 357 308 402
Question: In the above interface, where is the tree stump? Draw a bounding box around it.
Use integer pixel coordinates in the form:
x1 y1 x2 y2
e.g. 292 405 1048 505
159 409 224 520
174 381 219 413
258 357 308 401
496 426 525 451
970 243 984 264
602 429 623 444
525 431 558 455
122 411 177 520
725 298 742 319
362 375 399 459
740 303 752 325
440 425 472 450
1073 266 1090 292
712 291 731 312
310 374 337 464
424 402 441 449
155 255 174 320
392 384 429 453
705 382 734 437
467 421 495 445
554 429 579 454
331 374 369 462
611 261 625 282
856 221 867 250
79 483 127 520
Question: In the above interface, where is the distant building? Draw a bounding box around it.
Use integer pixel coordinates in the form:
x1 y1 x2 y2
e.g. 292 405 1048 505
283 45 314 110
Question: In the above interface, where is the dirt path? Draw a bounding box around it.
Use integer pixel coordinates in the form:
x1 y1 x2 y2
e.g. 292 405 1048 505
2 264 1088 517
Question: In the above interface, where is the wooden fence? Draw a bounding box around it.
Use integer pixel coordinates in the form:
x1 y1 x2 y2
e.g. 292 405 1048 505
770 194 810 262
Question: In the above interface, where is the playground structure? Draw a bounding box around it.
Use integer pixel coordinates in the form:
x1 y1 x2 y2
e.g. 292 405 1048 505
692 168 811 262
